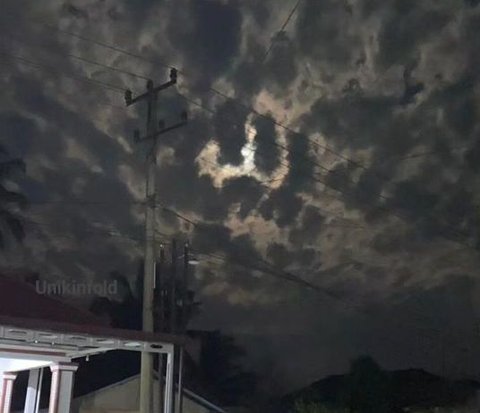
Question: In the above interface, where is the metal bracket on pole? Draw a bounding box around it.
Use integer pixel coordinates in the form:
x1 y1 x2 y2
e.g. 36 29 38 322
125 69 178 107
134 113 188 143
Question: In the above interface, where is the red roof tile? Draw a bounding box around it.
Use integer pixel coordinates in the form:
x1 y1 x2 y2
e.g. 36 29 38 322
0 273 106 326
0 273 189 347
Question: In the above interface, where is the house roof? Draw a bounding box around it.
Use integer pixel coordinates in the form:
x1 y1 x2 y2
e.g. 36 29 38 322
0 273 190 350
0 273 105 326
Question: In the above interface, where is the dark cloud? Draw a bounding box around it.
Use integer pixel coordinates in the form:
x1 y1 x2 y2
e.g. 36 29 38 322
191 222 232 254
213 100 249 165
0 113 38 157
266 242 294 269
253 115 281 174
465 0 480 7
306 92 398 152
230 35 265 99
264 31 298 91
258 186 303 228
167 0 242 92
293 247 317 267
401 63 425 106
221 176 264 220
2 0 480 394
464 136 480 172
295 0 360 67
377 1 452 68
158 164 227 221
360 0 385 18
372 229 409 255
439 77 477 138
283 131 317 193
289 205 325 246
190 0 242 74
61 3 89 20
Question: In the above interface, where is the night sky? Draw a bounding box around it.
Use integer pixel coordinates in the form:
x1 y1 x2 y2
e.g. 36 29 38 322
1 0 480 393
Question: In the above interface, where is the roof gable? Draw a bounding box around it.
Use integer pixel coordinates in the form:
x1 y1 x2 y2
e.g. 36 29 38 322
0 273 105 326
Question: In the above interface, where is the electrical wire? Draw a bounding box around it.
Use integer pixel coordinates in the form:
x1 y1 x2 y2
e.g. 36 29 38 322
195 154 363 228
24 16 476 184
262 0 302 62
374 144 469 166
194 249 472 347
0 49 125 93
178 92 336 174
181 92 476 251
23 216 166 245
42 24 176 71
30 18 475 248
4 17 480 350
6 44 472 253
157 205 364 296
35 21 367 170
27 199 145 206
0 31 150 81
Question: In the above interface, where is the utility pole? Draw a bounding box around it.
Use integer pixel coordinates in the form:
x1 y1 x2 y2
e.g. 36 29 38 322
170 239 177 413
156 245 165 413
125 69 187 413
176 242 189 413
170 239 177 334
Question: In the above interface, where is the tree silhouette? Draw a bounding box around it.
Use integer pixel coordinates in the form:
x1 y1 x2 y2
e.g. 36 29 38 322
89 260 200 332
346 356 390 413
196 330 257 406
89 259 257 406
0 147 26 248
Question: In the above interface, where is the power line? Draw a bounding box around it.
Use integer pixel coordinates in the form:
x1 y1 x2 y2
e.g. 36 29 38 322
42 24 176 71
194 248 474 348
27 200 144 206
374 144 469 166
34 16 473 195
0 49 125 93
23 216 167 245
22 206 479 357
28 23 470 244
181 92 476 251
178 92 335 175
0 32 150 81
278 0 302 34
36 21 364 170
26 214 477 359
9 22 476 249
196 155 363 228
42 20 467 232
0 59 130 112
157 205 361 296
262 0 302 62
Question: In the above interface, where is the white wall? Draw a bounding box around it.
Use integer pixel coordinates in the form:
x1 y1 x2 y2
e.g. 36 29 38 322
71 376 217 413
